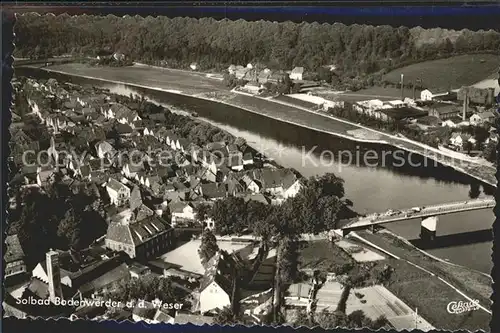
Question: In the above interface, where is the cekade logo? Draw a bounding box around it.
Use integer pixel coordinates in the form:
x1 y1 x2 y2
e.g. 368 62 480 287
446 300 480 314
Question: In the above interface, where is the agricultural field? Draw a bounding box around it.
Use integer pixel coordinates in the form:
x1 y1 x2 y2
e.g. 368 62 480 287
383 54 500 91
384 259 490 332
355 230 492 310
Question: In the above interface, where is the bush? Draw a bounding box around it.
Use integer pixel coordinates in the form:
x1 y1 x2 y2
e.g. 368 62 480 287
354 292 364 299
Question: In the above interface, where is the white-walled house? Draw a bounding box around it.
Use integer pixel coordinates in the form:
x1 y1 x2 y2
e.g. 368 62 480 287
199 251 236 314
441 119 458 128
241 174 260 193
449 133 473 149
290 67 304 81
169 202 196 225
95 141 116 159
283 179 302 199
420 89 449 102
143 127 155 136
132 301 174 324
470 111 495 126
106 178 131 206
122 162 144 179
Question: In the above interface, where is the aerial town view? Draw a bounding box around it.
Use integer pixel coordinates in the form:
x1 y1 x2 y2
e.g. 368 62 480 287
3 12 498 332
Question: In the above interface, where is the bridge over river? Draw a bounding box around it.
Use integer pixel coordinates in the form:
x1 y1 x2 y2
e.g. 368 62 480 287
338 198 495 233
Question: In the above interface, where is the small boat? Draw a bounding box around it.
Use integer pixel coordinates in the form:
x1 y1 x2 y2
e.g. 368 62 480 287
191 112 198 117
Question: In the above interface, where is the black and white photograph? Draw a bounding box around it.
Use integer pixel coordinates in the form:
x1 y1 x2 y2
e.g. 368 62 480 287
2 5 498 332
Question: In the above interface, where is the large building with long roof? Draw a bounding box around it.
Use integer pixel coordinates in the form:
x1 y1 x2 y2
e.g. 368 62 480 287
105 213 174 260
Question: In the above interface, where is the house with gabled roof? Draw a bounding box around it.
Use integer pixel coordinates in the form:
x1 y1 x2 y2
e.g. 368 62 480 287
122 161 144 179
242 151 254 166
241 193 271 205
227 154 244 171
95 141 117 160
154 127 169 143
449 132 473 149
132 301 174 324
470 111 496 126
252 168 301 197
241 174 261 193
143 125 156 137
258 69 272 84
199 251 237 313
235 67 250 80
103 103 139 124
106 178 131 207
200 183 227 201
178 138 191 153
225 175 246 196
290 67 304 81
169 201 196 225
37 165 56 187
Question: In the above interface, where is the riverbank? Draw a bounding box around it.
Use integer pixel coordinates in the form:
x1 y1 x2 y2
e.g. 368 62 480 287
30 63 497 188
232 89 496 187
349 230 492 331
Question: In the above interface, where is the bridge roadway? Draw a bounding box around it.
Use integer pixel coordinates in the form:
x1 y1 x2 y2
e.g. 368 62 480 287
339 198 495 230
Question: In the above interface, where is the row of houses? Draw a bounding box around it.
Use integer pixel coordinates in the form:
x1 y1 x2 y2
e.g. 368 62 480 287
228 64 305 82
7 77 303 322
353 97 496 126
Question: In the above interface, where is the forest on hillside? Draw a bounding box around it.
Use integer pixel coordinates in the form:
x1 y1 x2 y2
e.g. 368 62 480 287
14 14 500 77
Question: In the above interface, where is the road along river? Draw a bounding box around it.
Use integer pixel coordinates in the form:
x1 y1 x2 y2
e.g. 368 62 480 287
15 66 495 274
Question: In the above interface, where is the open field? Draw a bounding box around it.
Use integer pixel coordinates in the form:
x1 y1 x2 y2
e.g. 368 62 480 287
383 259 491 331
383 54 500 91
298 240 354 272
345 86 423 100
47 63 226 95
355 230 492 311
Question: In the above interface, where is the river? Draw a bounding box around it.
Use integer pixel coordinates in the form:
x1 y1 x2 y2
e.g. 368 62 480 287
15 67 494 274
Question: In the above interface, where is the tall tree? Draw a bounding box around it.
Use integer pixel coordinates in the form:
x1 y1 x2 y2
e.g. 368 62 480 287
57 208 83 249
195 203 211 222
198 229 219 265
277 236 299 283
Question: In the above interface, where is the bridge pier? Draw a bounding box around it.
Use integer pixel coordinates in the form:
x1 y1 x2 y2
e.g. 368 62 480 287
420 216 438 242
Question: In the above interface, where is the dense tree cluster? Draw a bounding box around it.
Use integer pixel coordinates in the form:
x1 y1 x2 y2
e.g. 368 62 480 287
198 229 219 265
197 172 352 238
14 14 500 77
277 237 299 283
212 306 238 326
314 309 389 330
7 182 106 266
105 276 189 307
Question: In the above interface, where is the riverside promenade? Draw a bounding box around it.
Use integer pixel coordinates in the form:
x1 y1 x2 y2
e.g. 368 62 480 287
31 62 497 187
